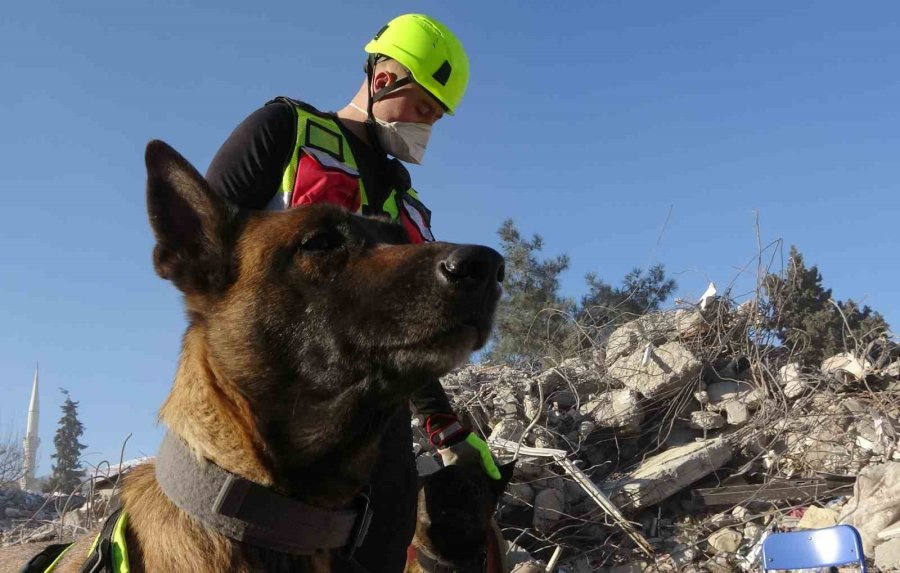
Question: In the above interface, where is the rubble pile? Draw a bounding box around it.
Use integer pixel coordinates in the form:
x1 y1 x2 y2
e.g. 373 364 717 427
435 301 900 572
0 489 89 546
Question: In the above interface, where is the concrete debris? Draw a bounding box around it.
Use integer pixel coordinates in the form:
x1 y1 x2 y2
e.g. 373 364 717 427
532 487 565 531
579 388 642 430
839 462 900 554
688 411 726 430
424 300 900 570
609 341 702 399
876 537 900 572
796 505 840 529
605 439 732 511
707 527 743 554
822 352 872 382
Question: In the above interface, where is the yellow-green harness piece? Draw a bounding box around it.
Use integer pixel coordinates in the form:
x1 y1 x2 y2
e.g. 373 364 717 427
23 508 129 573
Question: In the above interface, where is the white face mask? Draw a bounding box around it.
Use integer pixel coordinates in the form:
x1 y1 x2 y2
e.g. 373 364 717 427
350 103 432 165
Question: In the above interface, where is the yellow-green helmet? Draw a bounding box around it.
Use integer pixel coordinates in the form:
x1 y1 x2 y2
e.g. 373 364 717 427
365 14 469 114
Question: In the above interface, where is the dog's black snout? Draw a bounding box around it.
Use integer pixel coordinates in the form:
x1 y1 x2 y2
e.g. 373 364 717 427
439 246 504 290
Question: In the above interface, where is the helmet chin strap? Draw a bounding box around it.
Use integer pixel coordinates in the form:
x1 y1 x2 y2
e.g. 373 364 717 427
364 54 383 153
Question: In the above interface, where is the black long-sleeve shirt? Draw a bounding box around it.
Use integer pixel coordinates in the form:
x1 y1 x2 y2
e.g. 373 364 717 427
205 99 453 417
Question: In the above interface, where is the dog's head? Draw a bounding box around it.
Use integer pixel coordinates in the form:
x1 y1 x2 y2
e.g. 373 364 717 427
145 140 503 492
412 462 515 567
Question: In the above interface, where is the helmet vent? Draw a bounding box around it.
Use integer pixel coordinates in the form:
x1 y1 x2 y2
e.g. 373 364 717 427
432 60 452 86
373 24 389 41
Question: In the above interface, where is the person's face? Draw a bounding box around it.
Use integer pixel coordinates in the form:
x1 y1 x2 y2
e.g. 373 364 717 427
371 69 445 125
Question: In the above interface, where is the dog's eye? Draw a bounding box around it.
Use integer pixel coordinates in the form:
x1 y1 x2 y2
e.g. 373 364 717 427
300 231 344 252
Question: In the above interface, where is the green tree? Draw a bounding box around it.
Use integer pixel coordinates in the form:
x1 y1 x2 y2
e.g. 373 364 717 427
578 264 677 333
486 219 574 368
764 246 890 366
46 389 87 494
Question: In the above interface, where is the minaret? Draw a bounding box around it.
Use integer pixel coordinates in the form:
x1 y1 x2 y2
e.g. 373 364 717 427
21 365 40 491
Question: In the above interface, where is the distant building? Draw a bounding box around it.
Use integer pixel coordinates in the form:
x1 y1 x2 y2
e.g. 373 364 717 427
20 365 40 492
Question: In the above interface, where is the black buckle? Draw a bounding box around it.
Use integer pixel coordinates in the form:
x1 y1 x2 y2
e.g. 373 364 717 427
344 487 373 558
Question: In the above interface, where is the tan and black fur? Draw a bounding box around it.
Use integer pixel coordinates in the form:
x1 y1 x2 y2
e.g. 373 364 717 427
406 463 514 573
3 140 502 573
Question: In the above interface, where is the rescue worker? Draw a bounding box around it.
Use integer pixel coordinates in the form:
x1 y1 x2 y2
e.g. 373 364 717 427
204 14 500 573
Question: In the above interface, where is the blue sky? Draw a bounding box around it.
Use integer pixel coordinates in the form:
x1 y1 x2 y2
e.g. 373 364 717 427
2 1 898 476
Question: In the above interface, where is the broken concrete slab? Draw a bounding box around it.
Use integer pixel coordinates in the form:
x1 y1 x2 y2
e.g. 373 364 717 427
609 341 702 400
580 388 643 430
605 310 705 366
606 439 733 511
706 380 764 410
840 462 900 554
875 537 900 571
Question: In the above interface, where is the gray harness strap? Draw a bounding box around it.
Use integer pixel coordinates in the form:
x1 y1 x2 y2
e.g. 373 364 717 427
155 433 372 555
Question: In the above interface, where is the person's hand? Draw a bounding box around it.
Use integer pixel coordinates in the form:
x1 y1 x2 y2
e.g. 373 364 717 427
425 413 501 480
438 432 501 480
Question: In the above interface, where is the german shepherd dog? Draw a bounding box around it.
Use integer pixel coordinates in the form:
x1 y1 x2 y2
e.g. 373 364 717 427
5 141 502 573
405 463 515 573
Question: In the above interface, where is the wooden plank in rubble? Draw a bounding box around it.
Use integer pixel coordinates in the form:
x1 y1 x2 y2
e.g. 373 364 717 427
692 478 855 506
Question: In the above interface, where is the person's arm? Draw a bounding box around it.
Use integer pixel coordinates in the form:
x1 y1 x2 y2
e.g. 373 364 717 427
205 101 296 208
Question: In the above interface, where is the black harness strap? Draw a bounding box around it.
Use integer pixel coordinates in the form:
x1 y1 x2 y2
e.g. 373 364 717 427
18 543 72 573
78 506 124 573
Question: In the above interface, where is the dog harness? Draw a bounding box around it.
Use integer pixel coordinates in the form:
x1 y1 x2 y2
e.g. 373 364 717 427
265 97 435 244
18 506 129 573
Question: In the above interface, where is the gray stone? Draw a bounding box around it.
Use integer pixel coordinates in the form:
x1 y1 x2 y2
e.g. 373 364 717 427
504 482 535 507
605 439 733 511
724 401 749 425
3 507 30 518
580 388 643 430
707 527 743 554
875 537 900 571
532 488 565 531
489 418 526 443
780 363 808 399
706 380 764 409
688 411 725 430
609 342 702 400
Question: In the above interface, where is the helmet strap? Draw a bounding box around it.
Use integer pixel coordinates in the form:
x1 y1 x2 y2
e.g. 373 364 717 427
364 54 385 154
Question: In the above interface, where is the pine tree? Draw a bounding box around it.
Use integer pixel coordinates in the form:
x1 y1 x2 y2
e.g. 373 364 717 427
578 264 677 335
486 219 574 369
46 389 87 494
764 246 890 366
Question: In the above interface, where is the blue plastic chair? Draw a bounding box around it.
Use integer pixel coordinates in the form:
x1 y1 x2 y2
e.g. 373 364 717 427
761 524 867 572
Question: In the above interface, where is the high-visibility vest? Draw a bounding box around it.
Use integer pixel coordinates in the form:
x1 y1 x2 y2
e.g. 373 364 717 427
267 97 435 243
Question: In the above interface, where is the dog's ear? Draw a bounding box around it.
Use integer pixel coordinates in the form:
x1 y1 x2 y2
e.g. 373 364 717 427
490 461 516 499
145 140 235 295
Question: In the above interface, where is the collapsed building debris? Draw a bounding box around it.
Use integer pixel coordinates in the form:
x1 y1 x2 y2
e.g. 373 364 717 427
435 297 900 571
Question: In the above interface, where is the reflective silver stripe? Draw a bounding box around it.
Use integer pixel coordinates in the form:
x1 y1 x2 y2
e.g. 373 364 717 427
303 147 359 176
434 421 464 443
265 191 291 211
402 198 434 242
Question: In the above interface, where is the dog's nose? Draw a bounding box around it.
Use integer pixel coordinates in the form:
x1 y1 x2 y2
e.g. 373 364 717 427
439 246 504 290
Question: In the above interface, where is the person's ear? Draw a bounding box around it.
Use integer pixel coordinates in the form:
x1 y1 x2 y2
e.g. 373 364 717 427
372 69 395 92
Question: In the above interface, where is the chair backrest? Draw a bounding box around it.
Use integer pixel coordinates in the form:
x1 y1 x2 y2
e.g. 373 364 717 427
761 524 867 572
